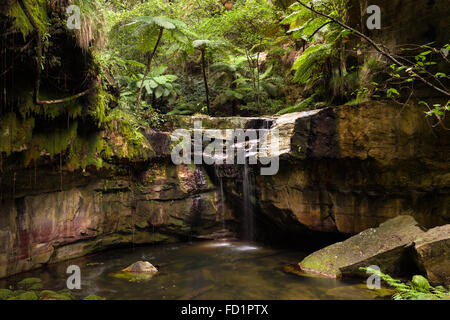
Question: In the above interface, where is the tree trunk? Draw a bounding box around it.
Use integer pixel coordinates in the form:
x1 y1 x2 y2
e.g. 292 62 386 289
137 27 164 109
201 48 210 114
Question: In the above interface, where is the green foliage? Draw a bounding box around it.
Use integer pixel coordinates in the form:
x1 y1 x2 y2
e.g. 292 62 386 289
292 44 332 84
83 295 106 300
0 113 35 156
282 1 351 104
126 15 188 54
10 0 48 38
420 100 450 118
361 267 450 300
277 94 318 115
140 67 179 100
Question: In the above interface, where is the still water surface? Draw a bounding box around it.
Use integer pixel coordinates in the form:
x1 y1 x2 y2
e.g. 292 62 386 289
1 240 386 300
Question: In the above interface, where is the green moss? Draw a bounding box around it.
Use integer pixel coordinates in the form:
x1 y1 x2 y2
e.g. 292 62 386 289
106 108 151 160
89 88 109 127
83 295 106 300
39 290 74 300
0 113 35 156
9 291 39 300
67 132 105 170
300 252 340 277
29 283 43 290
30 122 78 159
9 0 48 39
0 289 13 300
12 290 26 296
17 277 42 290
1 88 151 170
411 275 431 291
109 271 156 283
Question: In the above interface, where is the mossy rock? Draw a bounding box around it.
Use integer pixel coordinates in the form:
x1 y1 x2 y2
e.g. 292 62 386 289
411 275 431 291
39 290 74 300
280 264 326 279
17 277 42 290
8 291 39 300
83 295 106 300
12 290 26 296
299 216 425 278
109 271 156 283
29 283 43 290
0 289 13 300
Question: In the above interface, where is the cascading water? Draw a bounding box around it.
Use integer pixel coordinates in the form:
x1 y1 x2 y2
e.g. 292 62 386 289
242 162 256 241
219 176 226 229
207 117 274 241
241 117 273 241
213 166 226 230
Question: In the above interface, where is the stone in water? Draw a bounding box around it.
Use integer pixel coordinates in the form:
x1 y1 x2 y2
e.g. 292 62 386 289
122 261 158 273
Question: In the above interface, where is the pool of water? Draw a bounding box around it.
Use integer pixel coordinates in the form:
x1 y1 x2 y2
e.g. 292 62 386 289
1 240 388 300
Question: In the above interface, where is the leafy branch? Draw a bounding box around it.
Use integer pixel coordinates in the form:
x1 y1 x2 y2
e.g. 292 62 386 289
294 0 450 98
361 267 450 300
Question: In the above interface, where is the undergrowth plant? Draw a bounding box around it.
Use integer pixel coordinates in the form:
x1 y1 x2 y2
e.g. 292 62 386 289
361 267 450 300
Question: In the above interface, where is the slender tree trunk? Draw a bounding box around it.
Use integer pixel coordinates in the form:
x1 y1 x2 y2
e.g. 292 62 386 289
137 27 164 109
231 74 237 116
201 48 210 114
256 50 261 108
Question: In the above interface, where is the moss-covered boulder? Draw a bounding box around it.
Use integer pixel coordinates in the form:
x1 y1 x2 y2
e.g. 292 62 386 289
39 290 74 300
8 291 39 300
413 224 450 287
299 216 425 278
83 295 106 300
0 289 13 300
17 278 42 290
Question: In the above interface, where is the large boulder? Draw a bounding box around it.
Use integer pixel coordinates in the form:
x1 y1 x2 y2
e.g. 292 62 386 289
413 225 450 287
299 216 425 278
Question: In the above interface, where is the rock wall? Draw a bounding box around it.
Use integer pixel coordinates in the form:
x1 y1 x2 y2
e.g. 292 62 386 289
347 0 450 48
224 101 450 236
1 101 449 278
0 157 224 278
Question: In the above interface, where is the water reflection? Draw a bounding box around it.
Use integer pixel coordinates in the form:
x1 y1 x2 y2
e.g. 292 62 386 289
0 241 388 300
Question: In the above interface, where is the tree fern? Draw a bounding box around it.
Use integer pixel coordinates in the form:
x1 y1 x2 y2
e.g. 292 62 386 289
292 43 332 84
361 267 450 300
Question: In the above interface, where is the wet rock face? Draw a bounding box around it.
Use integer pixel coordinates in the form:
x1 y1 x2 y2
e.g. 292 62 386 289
298 216 425 278
227 101 450 235
0 163 222 279
413 225 450 287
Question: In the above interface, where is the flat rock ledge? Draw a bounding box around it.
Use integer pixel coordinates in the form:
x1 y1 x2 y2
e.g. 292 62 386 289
299 215 426 279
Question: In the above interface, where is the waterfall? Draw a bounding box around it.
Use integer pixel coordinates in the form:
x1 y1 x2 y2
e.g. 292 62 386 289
213 166 226 230
207 117 274 241
242 162 256 241
240 118 273 241
219 175 226 230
